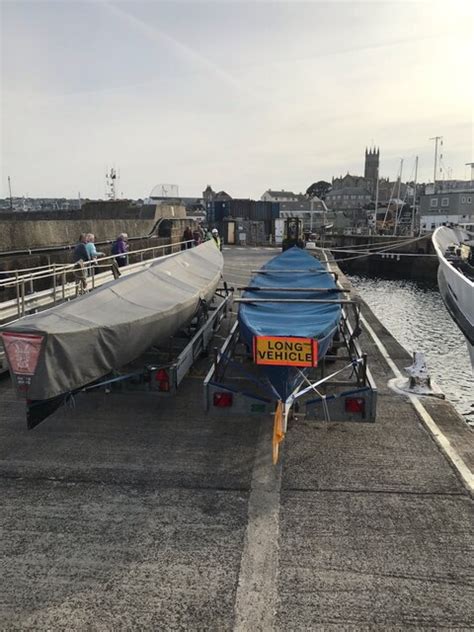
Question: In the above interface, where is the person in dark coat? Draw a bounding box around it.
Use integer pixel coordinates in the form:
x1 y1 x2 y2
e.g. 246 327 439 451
182 226 194 249
111 233 129 267
72 233 91 295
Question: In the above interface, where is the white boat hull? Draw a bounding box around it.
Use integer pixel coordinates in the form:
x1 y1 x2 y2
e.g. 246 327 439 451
432 226 474 371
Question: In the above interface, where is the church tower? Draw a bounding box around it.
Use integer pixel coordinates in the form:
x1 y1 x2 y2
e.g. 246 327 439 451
364 147 379 196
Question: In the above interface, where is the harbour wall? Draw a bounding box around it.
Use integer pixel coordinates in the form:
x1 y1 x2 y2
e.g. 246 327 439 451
0 201 188 253
326 233 438 281
0 203 195 296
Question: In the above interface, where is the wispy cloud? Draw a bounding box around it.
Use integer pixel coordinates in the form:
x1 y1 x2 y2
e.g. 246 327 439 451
103 1 244 94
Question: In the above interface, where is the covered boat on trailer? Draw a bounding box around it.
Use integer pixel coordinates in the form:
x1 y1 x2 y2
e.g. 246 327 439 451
1 241 223 427
238 246 343 401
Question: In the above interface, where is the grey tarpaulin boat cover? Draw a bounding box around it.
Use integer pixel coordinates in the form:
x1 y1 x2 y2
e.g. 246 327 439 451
1 241 223 402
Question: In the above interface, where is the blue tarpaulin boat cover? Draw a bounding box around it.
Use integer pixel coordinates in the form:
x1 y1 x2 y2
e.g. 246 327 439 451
238 247 341 399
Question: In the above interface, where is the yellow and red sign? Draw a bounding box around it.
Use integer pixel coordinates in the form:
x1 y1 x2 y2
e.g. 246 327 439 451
253 336 318 367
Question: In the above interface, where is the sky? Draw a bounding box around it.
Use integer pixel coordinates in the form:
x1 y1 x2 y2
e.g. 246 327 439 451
1 0 473 200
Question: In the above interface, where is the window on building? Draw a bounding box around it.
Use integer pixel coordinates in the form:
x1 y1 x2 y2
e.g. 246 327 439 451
441 197 449 207
461 196 466 203
430 198 438 208
467 197 472 203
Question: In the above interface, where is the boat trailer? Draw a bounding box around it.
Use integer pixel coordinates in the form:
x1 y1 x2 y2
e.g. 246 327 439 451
204 293 377 462
84 287 234 398
21 288 234 427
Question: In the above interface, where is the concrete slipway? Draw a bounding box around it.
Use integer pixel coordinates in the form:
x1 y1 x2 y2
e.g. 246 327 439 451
0 246 473 630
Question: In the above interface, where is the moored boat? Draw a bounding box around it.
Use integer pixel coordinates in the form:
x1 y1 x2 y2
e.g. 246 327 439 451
1 241 223 427
432 226 474 371
238 247 342 400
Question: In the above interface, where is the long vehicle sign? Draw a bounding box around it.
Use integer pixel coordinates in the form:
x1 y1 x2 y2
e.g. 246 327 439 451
253 336 318 367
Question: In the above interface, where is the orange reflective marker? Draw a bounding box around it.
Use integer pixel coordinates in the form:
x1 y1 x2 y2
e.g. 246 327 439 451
272 400 285 465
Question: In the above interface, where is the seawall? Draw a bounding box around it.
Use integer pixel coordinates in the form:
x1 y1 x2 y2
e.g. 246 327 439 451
326 233 438 281
0 200 187 253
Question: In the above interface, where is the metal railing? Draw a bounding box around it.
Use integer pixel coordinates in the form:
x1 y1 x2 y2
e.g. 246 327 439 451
0 240 194 324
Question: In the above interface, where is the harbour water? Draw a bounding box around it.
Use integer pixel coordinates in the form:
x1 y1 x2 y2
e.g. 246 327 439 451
349 275 474 424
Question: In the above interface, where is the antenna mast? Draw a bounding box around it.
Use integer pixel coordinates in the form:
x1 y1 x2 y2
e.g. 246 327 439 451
429 136 443 187
8 176 13 210
105 167 118 201
466 162 474 185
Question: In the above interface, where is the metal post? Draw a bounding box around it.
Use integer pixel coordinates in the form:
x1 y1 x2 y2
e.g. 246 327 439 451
21 280 26 316
52 264 57 304
15 271 20 317
91 263 95 289
429 136 442 189
393 159 403 236
465 162 474 188
62 270 66 301
411 156 418 237
374 167 379 232
8 176 13 210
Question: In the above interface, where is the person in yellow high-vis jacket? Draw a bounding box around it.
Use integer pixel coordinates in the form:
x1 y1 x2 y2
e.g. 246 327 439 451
211 228 222 251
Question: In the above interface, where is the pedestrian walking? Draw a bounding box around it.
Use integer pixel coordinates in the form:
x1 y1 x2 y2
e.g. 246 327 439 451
85 233 105 262
72 233 91 296
111 233 129 267
211 228 222 251
182 226 194 249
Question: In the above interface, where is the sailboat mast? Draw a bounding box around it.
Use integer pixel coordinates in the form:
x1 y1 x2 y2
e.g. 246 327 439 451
429 136 442 188
411 156 418 236
393 158 403 236
374 166 379 234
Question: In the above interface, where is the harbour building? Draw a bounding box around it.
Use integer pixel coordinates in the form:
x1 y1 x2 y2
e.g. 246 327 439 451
420 187 474 232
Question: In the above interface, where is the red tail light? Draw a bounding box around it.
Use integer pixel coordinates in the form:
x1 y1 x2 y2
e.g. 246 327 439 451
155 369 170 392
213 392 233 407
345 397 365 413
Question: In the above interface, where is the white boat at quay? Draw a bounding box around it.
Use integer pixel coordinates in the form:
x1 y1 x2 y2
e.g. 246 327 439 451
432 225 474 371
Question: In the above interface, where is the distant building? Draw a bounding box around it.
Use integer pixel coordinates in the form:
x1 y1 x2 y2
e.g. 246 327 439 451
419 188 474 232
202 185 232 222
0 197 83 212
325 180 371 210
202 185 215 205
279 197 333 232
261 189 305 203
364 147 379 195
279 197 327 214
425 179 473 194
202 185 232 202
327 147 384 210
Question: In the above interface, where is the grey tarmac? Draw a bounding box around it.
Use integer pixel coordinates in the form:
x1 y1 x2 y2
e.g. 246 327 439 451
0 246 473 630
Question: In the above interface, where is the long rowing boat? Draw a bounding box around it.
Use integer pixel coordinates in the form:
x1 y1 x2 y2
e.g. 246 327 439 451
1 241 223 427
